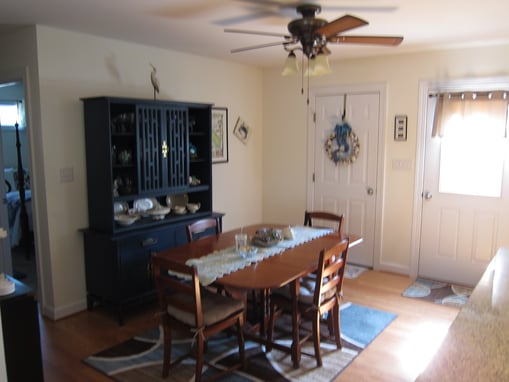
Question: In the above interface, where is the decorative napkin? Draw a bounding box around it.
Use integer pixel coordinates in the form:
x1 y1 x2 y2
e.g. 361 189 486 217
185 226 332 286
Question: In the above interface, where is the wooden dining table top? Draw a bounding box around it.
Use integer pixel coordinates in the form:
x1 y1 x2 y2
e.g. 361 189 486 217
154 223 362 291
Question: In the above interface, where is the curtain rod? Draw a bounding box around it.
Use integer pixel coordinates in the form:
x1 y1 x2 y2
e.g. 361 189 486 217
428 90 509 98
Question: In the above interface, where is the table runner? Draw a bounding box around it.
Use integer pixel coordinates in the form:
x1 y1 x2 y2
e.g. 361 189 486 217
185 226 332 286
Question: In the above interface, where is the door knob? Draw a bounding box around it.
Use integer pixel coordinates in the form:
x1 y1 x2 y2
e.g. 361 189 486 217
423 191 433 200
367 187 374 196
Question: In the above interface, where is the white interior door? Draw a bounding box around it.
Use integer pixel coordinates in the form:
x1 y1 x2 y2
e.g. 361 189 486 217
418 96 509 286
311 92 380 267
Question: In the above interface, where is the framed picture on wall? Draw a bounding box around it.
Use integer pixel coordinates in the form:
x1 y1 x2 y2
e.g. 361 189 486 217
211 107 229 164
233 117 250 144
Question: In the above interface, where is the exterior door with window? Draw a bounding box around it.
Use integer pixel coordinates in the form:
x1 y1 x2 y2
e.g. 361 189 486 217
311 92 380 267
419 91 509 286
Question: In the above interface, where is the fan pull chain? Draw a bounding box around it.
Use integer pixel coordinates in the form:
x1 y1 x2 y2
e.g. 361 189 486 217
307 70 310 105
306 56 311 105
301 54 305 95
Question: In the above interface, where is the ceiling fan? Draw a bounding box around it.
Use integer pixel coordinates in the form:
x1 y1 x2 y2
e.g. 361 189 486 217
225 3 403 61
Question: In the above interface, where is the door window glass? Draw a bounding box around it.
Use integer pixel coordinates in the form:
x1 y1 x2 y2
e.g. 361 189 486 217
434 92 508 197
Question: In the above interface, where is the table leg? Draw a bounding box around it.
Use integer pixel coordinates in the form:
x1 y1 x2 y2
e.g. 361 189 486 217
290 279 301 368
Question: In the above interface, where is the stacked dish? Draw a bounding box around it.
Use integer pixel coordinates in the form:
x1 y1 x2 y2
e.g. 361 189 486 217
147 206 171 220
173 205 187 215
114 214 139 226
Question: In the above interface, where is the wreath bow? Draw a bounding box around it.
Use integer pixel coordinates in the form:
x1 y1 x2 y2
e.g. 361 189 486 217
324 121 360 165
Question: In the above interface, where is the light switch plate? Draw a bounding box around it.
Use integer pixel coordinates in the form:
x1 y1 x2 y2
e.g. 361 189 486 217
394 115 407 141
59 167 74 183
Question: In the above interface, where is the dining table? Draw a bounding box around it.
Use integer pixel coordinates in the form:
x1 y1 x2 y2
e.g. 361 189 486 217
153 223 362 366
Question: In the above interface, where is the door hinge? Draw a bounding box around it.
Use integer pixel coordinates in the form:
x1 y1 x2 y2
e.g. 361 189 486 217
313 112 316 123
312 173 315 182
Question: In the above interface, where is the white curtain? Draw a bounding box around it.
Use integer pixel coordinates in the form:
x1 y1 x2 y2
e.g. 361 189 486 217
432 91 508 138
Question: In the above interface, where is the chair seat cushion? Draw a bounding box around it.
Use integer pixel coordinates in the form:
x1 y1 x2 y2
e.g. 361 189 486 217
167 288 244 327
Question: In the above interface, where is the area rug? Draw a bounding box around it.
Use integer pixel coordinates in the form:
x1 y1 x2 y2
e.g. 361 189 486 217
344 264 369 279
402 278 473 307
83 302 396 381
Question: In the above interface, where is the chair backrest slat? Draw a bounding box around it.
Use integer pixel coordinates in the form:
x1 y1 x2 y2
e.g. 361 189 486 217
152 255 203 327
304 210 344 236
186 217 220 242
313 238 349 306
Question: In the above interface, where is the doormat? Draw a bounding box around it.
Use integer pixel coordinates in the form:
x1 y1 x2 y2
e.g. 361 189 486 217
402 278 473 308
345 264 369 279
83 302 396 382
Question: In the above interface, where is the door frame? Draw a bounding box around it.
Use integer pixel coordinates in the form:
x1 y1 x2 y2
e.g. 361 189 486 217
410 76 509 278
306 82 387 270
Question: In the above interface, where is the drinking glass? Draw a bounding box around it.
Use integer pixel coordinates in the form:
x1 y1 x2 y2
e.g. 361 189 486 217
235 233 248 257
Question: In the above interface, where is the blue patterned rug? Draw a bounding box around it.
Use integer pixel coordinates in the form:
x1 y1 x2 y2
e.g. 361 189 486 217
83 302 396 381
402 278 473 307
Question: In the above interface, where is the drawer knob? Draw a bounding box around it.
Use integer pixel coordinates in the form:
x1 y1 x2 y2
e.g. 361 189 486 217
141 237 158 247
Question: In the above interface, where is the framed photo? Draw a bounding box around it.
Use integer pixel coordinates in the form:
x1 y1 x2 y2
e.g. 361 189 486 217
233 117 250 144
211 107 229 163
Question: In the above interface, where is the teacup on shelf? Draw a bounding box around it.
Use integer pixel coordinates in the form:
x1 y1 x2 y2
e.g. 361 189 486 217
187 203 201 213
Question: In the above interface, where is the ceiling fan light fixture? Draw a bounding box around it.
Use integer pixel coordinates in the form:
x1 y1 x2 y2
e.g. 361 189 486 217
312 52 331 76
304 51 331 77
281 51 299 76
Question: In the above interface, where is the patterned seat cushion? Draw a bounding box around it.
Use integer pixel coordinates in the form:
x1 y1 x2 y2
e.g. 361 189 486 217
167 288 244 327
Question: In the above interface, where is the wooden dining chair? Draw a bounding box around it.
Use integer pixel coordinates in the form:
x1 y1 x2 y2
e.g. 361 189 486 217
152 255 246 381
267 237 350 368
304 210 344 237
186 217 220 242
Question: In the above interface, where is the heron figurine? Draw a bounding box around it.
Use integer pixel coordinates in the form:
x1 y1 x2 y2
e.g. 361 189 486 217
150 63 160 100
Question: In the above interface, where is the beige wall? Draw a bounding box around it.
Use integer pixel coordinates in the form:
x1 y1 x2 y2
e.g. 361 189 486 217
262 43 509 274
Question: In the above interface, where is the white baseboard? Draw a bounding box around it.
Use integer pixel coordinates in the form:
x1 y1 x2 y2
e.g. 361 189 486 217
41 298 87 320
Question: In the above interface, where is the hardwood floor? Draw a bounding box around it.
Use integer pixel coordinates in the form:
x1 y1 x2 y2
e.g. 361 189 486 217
38 271 459 381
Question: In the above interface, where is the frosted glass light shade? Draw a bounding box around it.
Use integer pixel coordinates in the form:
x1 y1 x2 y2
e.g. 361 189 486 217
313 54 331 76
281 52 299 76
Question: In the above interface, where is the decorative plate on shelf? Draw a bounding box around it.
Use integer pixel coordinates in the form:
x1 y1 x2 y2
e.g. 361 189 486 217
134 198 154 212
166 193 189 208
114 201 129 215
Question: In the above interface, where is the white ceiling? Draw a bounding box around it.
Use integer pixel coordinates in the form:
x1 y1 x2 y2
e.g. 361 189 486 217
1 0 509 68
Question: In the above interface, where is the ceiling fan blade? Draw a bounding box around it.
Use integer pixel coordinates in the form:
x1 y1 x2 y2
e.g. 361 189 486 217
225 28 290 39
231 41 287 53
215 10 277 26
328 35 404 46
323 5 398 13
234 0 398 13
315 15 368 38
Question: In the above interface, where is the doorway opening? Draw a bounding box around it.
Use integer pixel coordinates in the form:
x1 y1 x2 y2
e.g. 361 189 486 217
0 79 37 293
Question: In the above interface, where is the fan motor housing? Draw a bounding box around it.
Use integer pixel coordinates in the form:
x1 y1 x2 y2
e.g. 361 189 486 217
288 17 328 57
